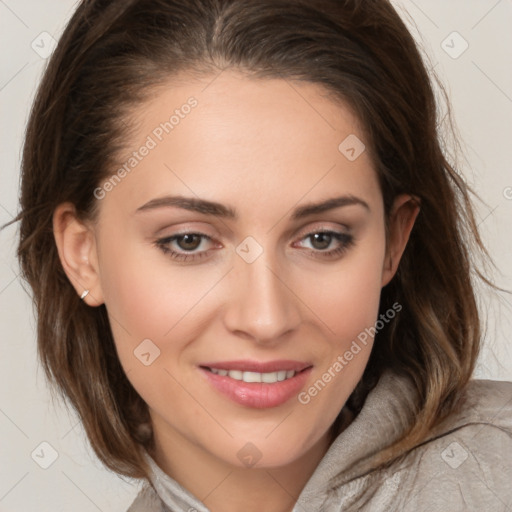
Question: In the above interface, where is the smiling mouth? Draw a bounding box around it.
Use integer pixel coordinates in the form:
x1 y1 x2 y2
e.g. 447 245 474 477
199 363 313 408
201 366 308 383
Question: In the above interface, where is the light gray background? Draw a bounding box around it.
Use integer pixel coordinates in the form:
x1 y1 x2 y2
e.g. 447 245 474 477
1 1 511 510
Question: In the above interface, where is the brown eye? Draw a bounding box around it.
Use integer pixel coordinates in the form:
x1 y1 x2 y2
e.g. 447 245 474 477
295 230 355 260
155 232 217 263
176 234 203 251
309 232 333 250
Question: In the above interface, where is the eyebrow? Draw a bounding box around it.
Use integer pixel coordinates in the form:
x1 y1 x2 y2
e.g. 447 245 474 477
135 194 369 219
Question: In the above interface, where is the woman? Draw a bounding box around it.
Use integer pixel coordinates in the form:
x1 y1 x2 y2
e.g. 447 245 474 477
12 0 512 510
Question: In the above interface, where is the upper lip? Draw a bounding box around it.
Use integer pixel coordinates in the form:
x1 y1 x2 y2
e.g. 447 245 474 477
199 360 312 373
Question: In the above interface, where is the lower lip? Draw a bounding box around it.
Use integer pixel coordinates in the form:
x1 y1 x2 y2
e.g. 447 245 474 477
199 367 313 409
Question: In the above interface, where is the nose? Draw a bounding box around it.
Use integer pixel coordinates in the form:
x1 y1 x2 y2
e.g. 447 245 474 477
222 251 302 345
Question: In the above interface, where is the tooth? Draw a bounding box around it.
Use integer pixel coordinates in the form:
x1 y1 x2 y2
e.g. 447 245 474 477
262 372 279 383
209 368 297 382
243 371 262 383
228 370 243 380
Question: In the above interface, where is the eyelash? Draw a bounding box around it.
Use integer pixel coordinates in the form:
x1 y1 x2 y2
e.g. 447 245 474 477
155 230 355 263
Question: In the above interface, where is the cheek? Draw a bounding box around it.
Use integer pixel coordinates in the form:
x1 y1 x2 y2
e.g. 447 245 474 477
292 230 386 422
96 230 228 371
304 233 386 345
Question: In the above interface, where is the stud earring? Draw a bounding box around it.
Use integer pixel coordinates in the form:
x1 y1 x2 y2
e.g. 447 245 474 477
80 290 90 300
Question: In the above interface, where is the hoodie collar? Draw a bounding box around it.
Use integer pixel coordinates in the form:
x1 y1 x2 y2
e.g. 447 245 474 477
293 370 418 509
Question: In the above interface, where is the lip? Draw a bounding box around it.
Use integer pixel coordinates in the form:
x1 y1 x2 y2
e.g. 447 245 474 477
198 360 313 409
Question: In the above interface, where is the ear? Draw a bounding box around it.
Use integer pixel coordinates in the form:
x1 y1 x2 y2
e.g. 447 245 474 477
52 203 104 306
381 194 420 287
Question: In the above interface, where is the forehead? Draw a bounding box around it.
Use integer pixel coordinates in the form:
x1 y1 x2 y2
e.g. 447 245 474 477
100 70 381 219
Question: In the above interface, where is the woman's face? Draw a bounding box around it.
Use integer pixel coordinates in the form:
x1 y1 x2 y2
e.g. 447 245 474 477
83 71 407 470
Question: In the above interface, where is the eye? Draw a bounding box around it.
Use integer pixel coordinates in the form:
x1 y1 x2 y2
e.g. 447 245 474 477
155 233 217 262
295 230 355 259
154 229 355 264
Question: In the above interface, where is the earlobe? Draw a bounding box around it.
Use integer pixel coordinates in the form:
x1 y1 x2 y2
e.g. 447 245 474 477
381 194 420 287
52 203 104 306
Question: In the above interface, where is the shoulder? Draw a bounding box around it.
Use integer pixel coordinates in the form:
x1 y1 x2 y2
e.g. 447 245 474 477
446 377 512 430
428 377 512 449
390 378 512 510
297 375 512 511
126 482 168 512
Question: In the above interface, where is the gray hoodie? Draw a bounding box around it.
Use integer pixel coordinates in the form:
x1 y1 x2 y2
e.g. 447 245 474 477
127 370 512 511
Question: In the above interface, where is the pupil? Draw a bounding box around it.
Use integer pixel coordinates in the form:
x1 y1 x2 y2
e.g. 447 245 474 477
178 234 201 251
311 233 331 250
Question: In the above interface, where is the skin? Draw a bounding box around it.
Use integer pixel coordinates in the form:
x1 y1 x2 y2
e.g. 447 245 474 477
53 70 419 512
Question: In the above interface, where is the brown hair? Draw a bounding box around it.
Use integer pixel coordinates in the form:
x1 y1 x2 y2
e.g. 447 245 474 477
11 0 489 484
